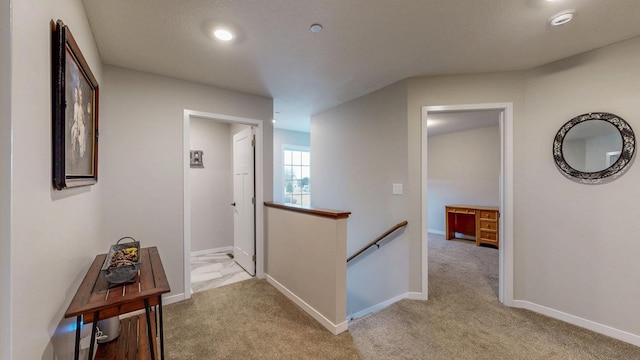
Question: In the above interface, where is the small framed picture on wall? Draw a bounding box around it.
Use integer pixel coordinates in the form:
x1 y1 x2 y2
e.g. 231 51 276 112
190 150 204 168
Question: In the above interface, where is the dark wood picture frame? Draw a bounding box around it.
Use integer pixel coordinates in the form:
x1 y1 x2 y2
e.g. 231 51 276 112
51 19 99 190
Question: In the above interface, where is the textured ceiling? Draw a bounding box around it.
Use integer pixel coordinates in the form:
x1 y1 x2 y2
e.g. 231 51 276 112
82 0 640 132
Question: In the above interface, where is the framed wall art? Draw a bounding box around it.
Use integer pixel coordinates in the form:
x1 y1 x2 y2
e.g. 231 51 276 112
190 150 204 168
51 19 99 190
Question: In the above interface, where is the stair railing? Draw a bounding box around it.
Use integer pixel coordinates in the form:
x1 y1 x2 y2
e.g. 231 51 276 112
346 220 408 263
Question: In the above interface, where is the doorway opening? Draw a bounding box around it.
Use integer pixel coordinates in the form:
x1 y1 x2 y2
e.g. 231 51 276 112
183 109 265 300
421 103 513 305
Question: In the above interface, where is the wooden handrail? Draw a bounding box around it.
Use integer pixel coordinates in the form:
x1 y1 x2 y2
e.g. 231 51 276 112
264 201 351 219
346 221 408 263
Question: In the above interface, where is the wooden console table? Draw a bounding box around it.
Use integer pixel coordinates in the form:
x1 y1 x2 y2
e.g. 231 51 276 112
65 247 170 360
445 205 499 248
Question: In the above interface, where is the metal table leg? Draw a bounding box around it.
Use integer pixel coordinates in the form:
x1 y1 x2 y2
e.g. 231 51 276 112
159 295 164 359
144 299 156 359
87 312 99 360
74 316 81 360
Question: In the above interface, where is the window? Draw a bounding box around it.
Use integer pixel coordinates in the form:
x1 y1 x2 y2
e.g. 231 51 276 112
283 147 310 206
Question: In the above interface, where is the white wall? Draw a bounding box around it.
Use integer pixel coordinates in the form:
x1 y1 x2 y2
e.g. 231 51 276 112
563 138 586 170
265 206 347 333
230 123 251 137
9 0 104 358
0 0 11 357
427 126 500 233
312 80 409 316
518 37 640 336
406 36 640 340
189 119 233 252
101 65 273 300
273 129 310 203
584 132 621 172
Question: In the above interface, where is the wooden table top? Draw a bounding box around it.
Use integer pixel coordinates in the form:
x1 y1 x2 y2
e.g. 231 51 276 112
446 205 499 211
65 247 170 323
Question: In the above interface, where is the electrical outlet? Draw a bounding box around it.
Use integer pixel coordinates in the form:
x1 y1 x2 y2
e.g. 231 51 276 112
392 183 403 195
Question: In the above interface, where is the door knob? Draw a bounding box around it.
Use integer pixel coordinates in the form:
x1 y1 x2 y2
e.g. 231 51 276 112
231 202 236 206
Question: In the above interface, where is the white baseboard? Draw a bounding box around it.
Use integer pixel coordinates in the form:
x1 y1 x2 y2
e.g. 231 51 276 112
265 274 348 335
407 291 427 300
163 293 186 305
428 230 475 241
512 300 640 347
349 292 408 321
454 233 475 241
191 246 233 257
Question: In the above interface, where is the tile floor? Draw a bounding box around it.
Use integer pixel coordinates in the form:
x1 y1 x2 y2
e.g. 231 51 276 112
190 251 253 294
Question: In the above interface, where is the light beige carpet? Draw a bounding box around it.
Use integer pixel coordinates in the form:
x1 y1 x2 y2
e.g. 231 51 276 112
164 234 640 359
163 278 361 359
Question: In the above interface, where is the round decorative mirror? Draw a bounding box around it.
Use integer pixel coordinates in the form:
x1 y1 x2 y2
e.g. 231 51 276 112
553 112 635 184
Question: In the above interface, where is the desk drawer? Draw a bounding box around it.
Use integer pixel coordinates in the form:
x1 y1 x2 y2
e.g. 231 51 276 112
449 208 475 214
479 221 497 231
479 231 497 241
479 211 498 220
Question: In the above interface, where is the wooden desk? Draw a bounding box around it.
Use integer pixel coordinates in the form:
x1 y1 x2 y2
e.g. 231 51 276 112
445 205 499 248
65 247 170 360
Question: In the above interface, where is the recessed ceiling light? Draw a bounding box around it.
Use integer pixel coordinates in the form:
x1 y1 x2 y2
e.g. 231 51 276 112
214 28 234 41
310 24 323 33
549 10 575 26
272 119 276 123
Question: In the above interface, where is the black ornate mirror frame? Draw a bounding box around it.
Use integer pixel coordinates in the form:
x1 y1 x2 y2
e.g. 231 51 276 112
553 112 635 184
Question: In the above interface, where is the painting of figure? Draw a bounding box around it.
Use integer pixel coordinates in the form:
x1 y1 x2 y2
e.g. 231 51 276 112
65 53 94 176
52 20 99 190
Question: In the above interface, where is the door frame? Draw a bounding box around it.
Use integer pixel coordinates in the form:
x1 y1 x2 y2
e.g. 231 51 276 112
182 109 265 300
421 102 514 305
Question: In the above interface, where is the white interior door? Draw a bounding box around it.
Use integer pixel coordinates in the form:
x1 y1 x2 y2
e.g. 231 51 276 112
233 127 255 275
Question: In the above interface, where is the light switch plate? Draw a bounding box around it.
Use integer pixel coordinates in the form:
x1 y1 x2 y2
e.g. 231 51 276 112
392 183 403 195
